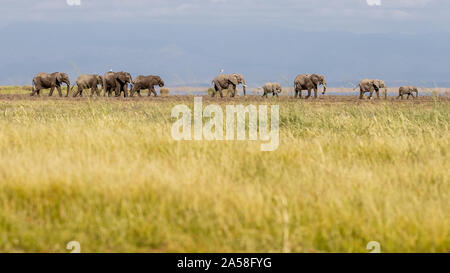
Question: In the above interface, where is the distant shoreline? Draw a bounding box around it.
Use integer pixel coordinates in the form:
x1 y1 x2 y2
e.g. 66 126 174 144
1 85 448 95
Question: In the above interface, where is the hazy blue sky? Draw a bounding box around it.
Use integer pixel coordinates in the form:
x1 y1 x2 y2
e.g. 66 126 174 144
1 0 450 87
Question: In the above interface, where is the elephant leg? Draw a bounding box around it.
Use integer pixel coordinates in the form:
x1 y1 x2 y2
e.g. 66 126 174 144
49 86 55 96
231 88 237 97
262 91 267 98
56 86 63 97
219 89 224 98
123 85 128 97
212 85 218 97
298 90 302 99
359 91 364 99
314 88 318 98
376 90 380 99
137 89 142 97
32 87 40 96
305 89 311 99
114 85 120 97
369 91 373 100
73 86 80 97
294 90 298 98
147 88 152 96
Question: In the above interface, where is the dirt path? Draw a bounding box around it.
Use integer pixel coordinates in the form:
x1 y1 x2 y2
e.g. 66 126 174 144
0 93 448 105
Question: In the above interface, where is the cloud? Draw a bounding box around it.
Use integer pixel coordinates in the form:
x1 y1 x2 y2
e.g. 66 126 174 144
367 0 382 6
0 0 449 33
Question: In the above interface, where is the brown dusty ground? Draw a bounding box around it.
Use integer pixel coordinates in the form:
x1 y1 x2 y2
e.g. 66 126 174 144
0 93 449 106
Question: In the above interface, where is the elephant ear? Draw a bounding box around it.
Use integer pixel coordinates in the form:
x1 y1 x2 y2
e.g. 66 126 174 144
373 80 381 90
117 73 126 83
55 73 63 83
310 74 320 85
229 75 239 86
233 74 245 85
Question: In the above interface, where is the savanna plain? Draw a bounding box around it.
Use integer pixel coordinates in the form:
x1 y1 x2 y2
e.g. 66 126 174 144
0 86 449 253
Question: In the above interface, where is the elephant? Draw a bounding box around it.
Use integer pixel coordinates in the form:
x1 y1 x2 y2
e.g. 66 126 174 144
130 75 165 97
356 79 386 99
294 74 327 99
30 72 71 97
398 86 419 99
262 82 282 98
73 74 103 97
212 73 247 98
103 71 133 97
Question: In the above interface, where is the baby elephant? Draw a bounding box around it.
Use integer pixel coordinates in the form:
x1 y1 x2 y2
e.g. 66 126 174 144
262 82 282 98
130 75 165 97
398 86 419 99
73 74 103 97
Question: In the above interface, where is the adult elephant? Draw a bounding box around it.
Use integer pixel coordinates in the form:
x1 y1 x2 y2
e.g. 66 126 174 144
262 82 282 98
212 73 247 98
398 86 419 99
130 75 165 97
73 74 103 97
294 74 327 99
356 79 386 99
30 72 71 97
103 71 133 97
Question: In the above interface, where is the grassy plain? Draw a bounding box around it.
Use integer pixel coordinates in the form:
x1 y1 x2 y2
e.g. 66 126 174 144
0 89 449 252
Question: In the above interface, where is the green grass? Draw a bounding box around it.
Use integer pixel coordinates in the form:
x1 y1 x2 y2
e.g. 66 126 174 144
0 86 32 94
0 96 449 253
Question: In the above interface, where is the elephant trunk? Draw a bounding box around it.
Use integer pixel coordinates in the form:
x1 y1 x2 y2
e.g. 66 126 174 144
129 82 134 92
65 80 71 97
242 80 247 96
322 83 327 94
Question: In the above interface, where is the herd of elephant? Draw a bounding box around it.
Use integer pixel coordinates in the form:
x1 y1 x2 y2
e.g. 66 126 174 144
29 71 420 100
31 71 164 98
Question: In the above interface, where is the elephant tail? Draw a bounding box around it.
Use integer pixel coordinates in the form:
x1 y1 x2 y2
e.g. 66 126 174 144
353 84 360 91
31 78 37 95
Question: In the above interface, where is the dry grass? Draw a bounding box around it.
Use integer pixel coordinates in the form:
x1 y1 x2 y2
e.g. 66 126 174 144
0 91 449 253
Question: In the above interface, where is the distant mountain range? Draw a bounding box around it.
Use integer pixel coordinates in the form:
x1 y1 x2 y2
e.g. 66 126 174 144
1 22 450 87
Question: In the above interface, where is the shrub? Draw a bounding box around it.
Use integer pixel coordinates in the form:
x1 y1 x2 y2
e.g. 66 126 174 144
206 88 232 97
160 88 170 96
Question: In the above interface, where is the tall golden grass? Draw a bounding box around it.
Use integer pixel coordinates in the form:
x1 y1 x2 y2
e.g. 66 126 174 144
0 96 448 252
